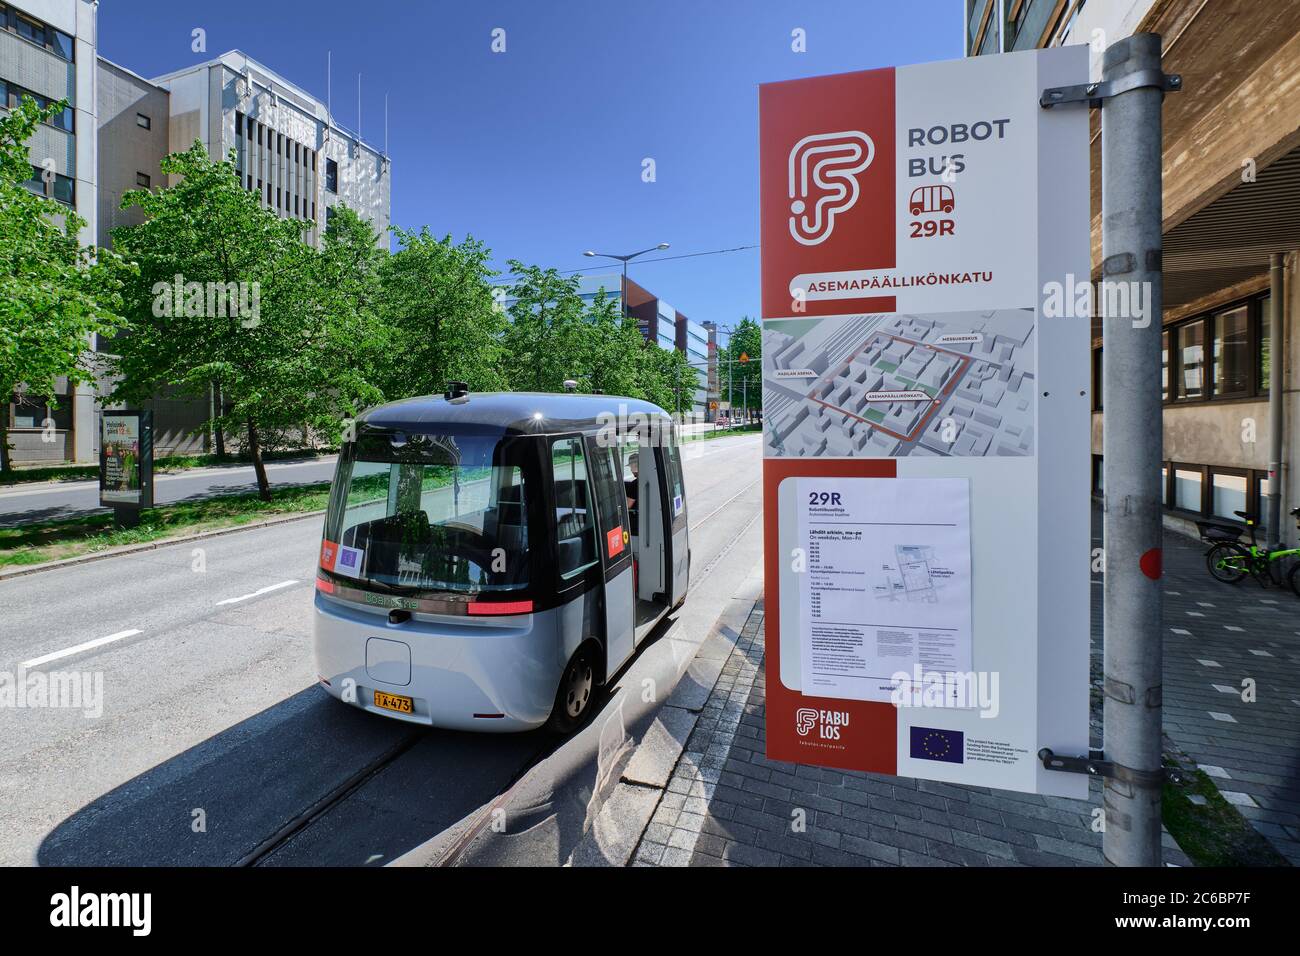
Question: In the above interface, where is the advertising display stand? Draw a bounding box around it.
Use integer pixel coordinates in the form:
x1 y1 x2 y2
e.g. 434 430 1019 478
99 410 154 528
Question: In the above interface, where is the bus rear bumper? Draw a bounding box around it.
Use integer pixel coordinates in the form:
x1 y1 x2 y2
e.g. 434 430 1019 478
312 593 562 732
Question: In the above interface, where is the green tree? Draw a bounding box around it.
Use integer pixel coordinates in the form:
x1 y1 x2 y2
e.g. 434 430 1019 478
0 96 127 471
581 290 646 398
377 228 506 399
636 341 699 416
109 143 379 499
500 262 592 392
718 316 761 419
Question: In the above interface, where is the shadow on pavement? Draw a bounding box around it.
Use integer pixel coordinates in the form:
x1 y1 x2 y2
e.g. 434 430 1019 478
37 685 541 867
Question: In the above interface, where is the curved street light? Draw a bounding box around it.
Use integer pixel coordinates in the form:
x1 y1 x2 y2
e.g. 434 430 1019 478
582 243 670 321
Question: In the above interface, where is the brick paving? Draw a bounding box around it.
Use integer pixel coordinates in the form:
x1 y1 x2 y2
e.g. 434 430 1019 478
632 510 1298 867
1128 516 1300 864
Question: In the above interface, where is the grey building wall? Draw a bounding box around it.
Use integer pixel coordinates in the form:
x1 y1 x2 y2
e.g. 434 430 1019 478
96 57 168 247
1 0 98 464
151 51 391 249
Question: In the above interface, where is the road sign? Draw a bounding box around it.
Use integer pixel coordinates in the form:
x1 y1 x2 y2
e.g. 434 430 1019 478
759 46 1091 797
739 352 750 363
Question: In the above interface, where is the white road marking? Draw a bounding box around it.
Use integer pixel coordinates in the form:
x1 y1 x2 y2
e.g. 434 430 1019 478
215 579 299 606
22 629 143 669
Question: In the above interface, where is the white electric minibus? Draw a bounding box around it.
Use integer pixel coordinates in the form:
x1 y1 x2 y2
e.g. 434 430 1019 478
313 386 689 733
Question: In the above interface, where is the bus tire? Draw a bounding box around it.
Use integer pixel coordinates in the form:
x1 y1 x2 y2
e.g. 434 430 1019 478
546 643 599 735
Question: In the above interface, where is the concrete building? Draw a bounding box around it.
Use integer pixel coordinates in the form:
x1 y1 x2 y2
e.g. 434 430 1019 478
675 313 710 418
4 18 393 465
146 50 390 248
967 0 1300 543
1 0 98 463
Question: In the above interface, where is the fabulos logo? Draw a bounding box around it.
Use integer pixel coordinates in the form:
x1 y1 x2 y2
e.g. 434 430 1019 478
795 707 850 740
788 131 875 246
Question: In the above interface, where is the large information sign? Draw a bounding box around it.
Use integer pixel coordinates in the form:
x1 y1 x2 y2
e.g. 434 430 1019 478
760 46 1091 797
99 410 154 510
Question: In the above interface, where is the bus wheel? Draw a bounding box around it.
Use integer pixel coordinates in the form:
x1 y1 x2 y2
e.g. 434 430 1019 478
547 645 597 734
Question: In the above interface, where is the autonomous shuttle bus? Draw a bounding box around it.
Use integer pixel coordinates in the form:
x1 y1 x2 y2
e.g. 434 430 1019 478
313 387 689 733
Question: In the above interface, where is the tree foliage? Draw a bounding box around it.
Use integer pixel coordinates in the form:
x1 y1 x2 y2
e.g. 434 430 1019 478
0 96 127 470
109 143 380 498
718 316 762 415
377 227 507 398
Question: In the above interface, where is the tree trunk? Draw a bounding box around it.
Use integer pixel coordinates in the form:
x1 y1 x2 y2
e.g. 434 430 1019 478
213 383 226 458
0 419 9 474
247 420 271 501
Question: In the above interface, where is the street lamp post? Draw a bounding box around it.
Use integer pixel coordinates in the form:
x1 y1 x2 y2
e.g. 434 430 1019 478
583 243 670 325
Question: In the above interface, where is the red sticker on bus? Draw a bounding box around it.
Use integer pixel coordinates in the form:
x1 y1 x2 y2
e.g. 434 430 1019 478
607 526 625 557
319 539 339 571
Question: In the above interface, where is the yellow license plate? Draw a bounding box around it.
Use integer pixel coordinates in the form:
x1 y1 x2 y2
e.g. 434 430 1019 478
374 690 414 714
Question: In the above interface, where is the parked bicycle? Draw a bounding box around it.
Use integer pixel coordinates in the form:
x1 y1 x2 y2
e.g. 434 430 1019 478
1199 507 1300 596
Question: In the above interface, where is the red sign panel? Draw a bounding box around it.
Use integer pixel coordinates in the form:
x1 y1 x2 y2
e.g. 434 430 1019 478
759 67 897 318
606 526 625 558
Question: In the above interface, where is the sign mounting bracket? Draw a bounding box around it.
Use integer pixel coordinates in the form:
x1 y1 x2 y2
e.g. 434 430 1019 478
1039 69 1181 109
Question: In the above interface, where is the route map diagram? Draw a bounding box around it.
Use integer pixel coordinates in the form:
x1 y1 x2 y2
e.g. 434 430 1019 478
763 310 1037 459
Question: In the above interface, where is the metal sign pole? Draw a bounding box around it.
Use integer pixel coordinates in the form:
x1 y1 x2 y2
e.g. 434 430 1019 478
1038 34 1180 864
1099 33 1169 868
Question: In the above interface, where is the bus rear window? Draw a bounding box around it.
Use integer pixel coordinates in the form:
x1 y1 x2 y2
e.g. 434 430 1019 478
323 432 530 594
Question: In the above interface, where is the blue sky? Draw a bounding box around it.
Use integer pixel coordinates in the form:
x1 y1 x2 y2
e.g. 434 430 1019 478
100 0 960 330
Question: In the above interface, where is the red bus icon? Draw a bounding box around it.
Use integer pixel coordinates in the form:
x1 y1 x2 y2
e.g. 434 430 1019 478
909 184 955 216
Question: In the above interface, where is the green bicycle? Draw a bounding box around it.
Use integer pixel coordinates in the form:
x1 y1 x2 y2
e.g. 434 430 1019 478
1201 507 1300 597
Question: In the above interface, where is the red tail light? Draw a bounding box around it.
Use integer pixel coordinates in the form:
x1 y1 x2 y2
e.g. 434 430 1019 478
316 573 335 594
466 599 533 616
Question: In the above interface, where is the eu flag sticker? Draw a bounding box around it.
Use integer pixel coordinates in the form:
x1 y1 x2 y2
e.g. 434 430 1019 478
909 726 964 764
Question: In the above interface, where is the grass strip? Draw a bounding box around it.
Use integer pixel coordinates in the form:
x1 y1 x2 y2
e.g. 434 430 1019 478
0 482 332 568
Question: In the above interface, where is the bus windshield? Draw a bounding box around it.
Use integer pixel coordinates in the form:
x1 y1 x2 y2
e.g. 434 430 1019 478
323 430 531 594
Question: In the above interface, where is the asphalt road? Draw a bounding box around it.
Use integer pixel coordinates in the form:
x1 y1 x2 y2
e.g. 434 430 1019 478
0 431 762 866
0 456 340 528
0 424 743 528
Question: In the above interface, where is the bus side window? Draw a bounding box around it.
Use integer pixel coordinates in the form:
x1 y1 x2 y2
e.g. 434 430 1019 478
552 437 597 579
666 441 685 518
586 439 628 561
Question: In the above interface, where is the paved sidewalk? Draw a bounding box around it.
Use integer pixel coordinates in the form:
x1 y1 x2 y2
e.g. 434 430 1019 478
630 606 1162 867
630 514 1299 867
1131 518 1300 864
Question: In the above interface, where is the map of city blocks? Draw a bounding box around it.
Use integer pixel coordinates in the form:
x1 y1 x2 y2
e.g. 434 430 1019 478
763 310 1037 459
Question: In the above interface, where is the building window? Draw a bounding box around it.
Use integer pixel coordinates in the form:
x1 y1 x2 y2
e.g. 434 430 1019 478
1211 305 1249 397
15 12 42 44
1091 347 1102 410
1254 473 1270 532
325 158 338 193
1160 329 1169 401
136 112 151 130
5 83 72 132
1172 465 1204 513
1209 468 1249 521
8 393 71 431
52 172 74 205
135 172 150 188
1258 293 1272 391
1173 321 1205 400
1163 292 1273 405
